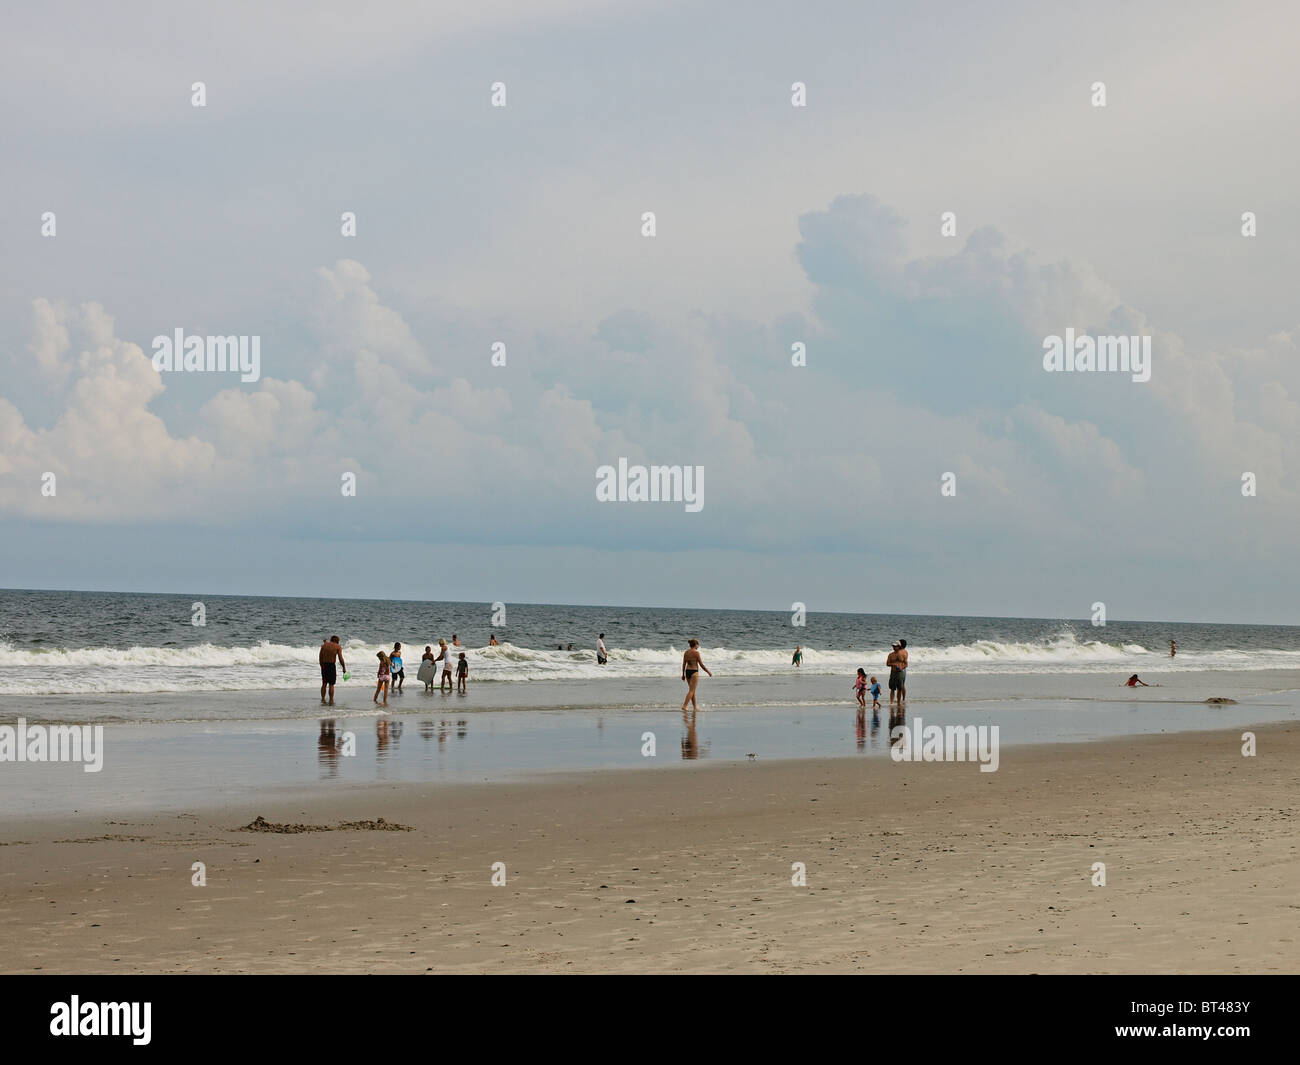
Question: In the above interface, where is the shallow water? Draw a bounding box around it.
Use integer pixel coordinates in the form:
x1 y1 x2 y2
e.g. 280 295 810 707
2 685 1295 817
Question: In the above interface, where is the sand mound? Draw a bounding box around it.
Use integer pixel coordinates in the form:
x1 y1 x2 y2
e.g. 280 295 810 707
238 815 413 833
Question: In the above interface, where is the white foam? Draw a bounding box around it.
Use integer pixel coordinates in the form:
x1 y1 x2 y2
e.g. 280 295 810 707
1 633 1298 695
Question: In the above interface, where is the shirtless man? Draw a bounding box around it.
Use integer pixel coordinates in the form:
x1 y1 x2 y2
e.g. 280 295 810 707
886 641 904 708
319 635 347 705
896 639 908 704
681 639 712 711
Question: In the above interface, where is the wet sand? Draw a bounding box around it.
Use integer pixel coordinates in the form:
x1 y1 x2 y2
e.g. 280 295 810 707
1 722 1296 973
4 681 1299 816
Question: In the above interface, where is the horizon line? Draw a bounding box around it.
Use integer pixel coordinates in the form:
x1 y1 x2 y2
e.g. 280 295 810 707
0 585 1291 630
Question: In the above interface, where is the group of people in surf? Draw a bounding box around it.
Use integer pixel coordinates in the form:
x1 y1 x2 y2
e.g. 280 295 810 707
318 632 611 707
372 638 469 705
317 635 471 707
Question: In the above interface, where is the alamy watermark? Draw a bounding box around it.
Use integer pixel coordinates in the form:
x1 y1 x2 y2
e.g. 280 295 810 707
151 329 261 382
50 997 150 1045
596 458 704 512
0 718 104 772
890 717 999 772
1042 329 1150 383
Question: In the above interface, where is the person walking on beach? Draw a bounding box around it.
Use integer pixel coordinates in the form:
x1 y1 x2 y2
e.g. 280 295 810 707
869 675 881 710
853 668 868 708
792 645 803 667
390 642 405 694
1170 640 1176 658
456 652 469 693
596 634 608 665
374 650 391 707
681 638 712 711
438 639 454 692
319 635 347 706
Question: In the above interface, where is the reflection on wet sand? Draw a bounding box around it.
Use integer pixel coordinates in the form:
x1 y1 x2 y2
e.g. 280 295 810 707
374 719 410 760
318 719 340 776
681 708 710 760
888 707 906 748
418 719 469 745
856 707 885 750
316 707 908 777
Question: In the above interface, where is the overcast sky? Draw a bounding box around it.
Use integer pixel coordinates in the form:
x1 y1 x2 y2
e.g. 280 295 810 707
2 0 1298 623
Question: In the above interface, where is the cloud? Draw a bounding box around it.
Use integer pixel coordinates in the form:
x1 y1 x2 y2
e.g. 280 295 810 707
4 189 1298 574
0 302 216 520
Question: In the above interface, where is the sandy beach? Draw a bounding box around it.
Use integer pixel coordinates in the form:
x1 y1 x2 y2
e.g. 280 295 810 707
2 722 1295 974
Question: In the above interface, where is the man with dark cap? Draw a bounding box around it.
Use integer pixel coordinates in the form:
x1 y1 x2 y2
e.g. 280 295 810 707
886 641 903 707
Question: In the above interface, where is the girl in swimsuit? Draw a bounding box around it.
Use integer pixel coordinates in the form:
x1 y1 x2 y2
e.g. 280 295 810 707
374 651 390 707
681 639 712 711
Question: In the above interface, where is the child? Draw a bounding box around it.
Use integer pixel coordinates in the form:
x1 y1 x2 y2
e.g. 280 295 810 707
374 651 390 707
869 676 881 710
853 668 868 708
456 652 469 693
390 642 404 694
420 645 437 691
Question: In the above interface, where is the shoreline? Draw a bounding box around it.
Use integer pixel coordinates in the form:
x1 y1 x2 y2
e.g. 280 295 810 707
1 723 1294 974
2 665 1296 723
2 688 1298 817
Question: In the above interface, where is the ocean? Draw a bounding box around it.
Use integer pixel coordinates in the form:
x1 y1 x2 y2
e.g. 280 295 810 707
2 588 1300 712
4 589 1300 813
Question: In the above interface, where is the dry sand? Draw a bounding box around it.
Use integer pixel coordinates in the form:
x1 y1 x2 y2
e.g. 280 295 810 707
1 724 1297 973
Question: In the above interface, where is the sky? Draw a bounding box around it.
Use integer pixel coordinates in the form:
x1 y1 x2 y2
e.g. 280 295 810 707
1 0 1298 624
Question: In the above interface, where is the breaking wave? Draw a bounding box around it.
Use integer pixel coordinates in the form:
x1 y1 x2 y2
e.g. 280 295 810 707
1 631 1299 695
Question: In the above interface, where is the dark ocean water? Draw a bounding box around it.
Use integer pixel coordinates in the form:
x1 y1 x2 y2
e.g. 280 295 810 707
3 588 1300 698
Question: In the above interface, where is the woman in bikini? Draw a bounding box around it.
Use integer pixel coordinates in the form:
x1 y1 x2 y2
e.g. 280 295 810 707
681 638 712 711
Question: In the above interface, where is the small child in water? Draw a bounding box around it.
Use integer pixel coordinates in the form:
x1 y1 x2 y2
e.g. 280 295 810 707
869 676 881 710
421 645 436 691
456 652 469 693
374 651 390 707
853 668 868 708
